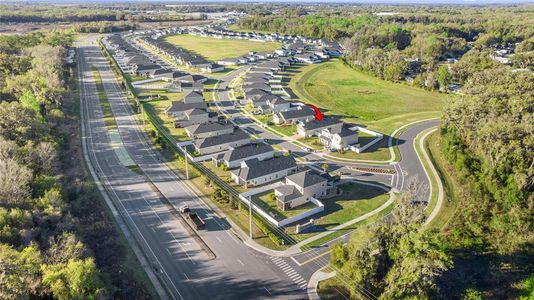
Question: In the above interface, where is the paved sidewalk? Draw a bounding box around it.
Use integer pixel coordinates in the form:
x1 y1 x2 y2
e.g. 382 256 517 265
307 270 336 300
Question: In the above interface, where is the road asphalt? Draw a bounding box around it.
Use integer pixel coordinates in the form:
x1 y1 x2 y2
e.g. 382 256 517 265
78 34 441 300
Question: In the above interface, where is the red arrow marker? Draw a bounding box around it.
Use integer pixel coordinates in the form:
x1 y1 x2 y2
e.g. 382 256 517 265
306 104 323 121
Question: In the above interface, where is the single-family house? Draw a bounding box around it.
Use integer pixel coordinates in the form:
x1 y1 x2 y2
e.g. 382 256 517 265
164 101 208 118
201 64 225 73
185 122 235 139
231 155 297 187
173 108 216 127
275 170 331 211
319 127 358 150
297 118 343 138
177 74 208 84
170 82 204 92
193 130 250 155
219 143 274 169
273 106 316 125
183 91 204 104
218 58 239 66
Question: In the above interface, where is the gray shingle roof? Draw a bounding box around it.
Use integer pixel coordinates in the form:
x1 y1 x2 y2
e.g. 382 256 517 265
223 143 273 163
194 130 249 149
165 101 207 113
186 122 234 135
275 185 301 203
286 170 327 188
279 107 315 120
301 117 342 131
233 155 296 181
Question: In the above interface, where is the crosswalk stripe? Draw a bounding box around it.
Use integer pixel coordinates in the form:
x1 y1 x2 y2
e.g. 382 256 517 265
299 283 307 289
274 260 285 266
289 273 301 280
294 278 306 285
286 270 297 277
281 265 292 272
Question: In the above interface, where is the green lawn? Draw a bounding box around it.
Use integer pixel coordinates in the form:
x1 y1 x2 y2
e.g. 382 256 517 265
164 34 282 62
284 182 390 242
297 136 324 151
270 124 297 136
288 59 448 134
252 192 318 221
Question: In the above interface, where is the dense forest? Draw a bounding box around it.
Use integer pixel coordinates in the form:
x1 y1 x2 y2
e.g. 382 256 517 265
238 5 534 91
0 4 209 24
0 32 151 298
236 4 534 299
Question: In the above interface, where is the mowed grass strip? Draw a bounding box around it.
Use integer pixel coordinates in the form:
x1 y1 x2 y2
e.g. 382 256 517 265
289 60 447 134
164 34 282 62
91 66 117 129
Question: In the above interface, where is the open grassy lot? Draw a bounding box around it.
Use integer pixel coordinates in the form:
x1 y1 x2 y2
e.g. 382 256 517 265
288 59 447 134
164 34 282 62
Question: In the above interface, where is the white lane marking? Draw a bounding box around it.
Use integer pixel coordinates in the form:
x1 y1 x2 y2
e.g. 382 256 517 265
216 236 223 243
264 287 272 296
290 256 303 267
166 248 172 255
237 259 245 267
183 272 189 280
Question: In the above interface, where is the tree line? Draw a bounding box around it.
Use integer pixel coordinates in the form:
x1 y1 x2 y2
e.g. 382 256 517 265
0 31 152 299
238 5 533 91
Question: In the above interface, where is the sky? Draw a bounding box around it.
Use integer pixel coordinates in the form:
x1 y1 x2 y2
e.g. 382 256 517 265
12 0 534 3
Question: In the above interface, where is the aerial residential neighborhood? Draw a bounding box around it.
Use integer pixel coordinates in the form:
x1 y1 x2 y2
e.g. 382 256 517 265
0 1 532 300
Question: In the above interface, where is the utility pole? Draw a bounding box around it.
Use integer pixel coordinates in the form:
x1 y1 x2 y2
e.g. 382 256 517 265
249 195 253 239
179 144 189 180
185 148 189 180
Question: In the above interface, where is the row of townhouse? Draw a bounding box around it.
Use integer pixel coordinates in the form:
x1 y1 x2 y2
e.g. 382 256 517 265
137 35 224 73
106 35 209 95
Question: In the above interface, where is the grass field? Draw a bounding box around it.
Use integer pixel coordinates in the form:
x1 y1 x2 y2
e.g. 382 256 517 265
288 59 447 134
164 34 282 62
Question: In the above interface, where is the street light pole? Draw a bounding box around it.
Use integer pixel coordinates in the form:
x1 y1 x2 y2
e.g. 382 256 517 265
249 195 253 239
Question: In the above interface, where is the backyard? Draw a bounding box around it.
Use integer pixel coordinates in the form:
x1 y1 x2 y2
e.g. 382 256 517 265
252 191 318 221
164 34 282 62
288 59 447 134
